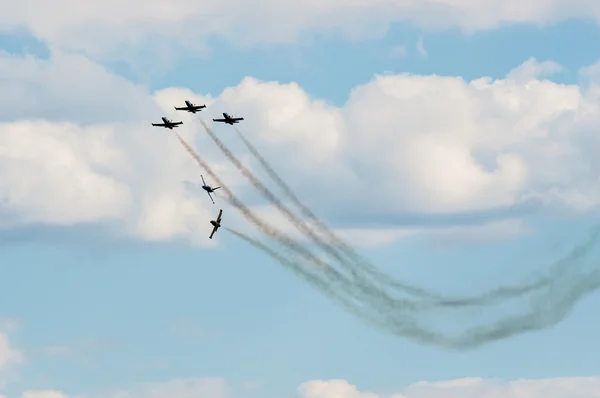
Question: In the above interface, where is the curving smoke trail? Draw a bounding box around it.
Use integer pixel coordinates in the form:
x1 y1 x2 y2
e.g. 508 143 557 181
175 131 423 313
230 126 554 306
176 123 600 350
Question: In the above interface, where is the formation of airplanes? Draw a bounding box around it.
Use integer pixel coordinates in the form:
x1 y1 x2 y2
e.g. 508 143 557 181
152 101 244 130
151 100 243 239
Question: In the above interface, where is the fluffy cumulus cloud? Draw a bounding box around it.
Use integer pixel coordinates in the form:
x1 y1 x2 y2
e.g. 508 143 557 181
2 0 600 60
12 377 600 398
0 50 245 246
298 377 600 398
0 334 22 372
0 328 23 389
20 393 68 398
3 52 600 246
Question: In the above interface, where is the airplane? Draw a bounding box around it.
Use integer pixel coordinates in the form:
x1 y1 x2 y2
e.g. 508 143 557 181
200 174 220 204
213 112 244 125
174 100 206 113
151 117 183 129
209 209 223 239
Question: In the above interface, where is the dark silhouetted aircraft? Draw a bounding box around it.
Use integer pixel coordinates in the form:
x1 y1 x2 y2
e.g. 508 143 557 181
200 175 220 204
152 117 183 129
213 112 244 125
209 209 223 239
175 100 206 113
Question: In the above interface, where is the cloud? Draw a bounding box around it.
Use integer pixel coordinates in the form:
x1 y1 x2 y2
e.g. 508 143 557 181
507 57 563 83
0 333 23 372
20 376 600 398
189 58 600 220
0 51 158 124
21 392 68 398
297 377 600 398
2 0 600 61
0 51 247 246
0 332 24 389
3 54 600 246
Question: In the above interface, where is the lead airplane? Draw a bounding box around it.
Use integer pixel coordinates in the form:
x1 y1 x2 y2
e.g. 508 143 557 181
174 100 206 113
209 209 223 239
213 112 244 125
152 117 183 129
200 174 220 204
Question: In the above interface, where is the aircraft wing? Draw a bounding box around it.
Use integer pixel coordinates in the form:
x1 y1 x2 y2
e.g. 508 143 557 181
209 224 218 239
213 118 227 122
172 121 183 125
207 191 214 204
152 123 167 126
232 117 244 121
174 106 187 110
216 209 223 222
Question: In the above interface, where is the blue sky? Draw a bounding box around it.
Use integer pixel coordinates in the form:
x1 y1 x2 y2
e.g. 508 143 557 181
1 4 600 398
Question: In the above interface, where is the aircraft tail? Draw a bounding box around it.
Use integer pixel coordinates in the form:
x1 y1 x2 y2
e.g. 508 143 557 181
213 186 221 190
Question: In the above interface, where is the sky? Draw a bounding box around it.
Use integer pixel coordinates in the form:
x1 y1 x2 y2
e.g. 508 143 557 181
1 1 600 397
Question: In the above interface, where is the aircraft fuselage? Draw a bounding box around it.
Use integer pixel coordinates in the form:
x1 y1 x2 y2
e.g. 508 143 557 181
210 220 220 228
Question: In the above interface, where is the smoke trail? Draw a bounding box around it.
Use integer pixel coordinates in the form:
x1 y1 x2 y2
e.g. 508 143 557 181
196 119 452 315
224 226 397 331
174 132 356 291
224 226 458 347
197 119 363 280
229 126 580 308
226 225 600 350
180 127 600 349
176 131 424 315
231 126 460 300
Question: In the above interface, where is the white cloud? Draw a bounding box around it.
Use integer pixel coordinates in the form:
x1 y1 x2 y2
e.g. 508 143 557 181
21 392 68 398
0 51 158 124
13 376 600 398
0 332 23 389
2 0 600 61
3 54 600 247
507 57 563 83
0 333 23 372
297 377 600 398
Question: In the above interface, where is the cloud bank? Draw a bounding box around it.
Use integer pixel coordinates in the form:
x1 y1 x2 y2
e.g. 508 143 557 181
1 52 600 246
11 376 600 398
2 0 600 59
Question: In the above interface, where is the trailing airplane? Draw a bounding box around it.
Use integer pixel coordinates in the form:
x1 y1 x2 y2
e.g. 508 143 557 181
151 117 183 129
174 100 206 113
213 112 244 125
200 174 220 204
209 209 223 239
